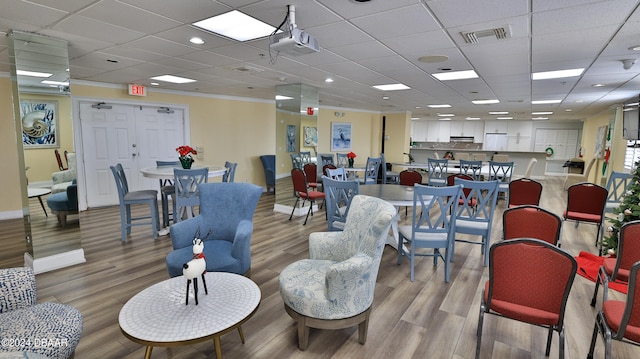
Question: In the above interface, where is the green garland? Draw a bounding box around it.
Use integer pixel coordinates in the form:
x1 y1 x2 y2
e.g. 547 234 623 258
602 160 640 254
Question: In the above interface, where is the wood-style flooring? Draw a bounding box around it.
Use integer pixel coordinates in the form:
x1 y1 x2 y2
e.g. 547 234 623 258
2 176 639 358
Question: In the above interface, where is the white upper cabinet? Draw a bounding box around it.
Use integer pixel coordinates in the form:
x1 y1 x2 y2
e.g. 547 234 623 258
410 120 428 142
506 121 533 151
484 120 508 134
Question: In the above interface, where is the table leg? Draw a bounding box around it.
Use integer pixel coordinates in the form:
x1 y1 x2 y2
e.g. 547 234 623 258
144 346 153 359
37 196 48 217
237 325 245 344
213 336 222 359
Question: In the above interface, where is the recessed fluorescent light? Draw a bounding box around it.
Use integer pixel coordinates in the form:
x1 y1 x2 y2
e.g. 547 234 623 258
372 83 410 91
150 75 196 84
489 111 509 115
565 109 572 112
427 104 451 108
532 68 584 80
325 78 334 83
532 99 561 104
437 113 454 117
532 117 549 120
411 117 420 120
41 80 69 86
189 37 205 45
465 117 481 120
592 83 605 87
193 10 278 42
275 95 293 100
16 70 52 78
532 111 553 115
438 118 452 121
150 82 160 86
472 99 500 105
382 96 390 100
432 70 478 81
496 116 513 120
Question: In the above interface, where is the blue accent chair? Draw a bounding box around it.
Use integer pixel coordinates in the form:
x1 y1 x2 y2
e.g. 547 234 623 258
166 182 263 278
259 155 275 193
46 182 78 227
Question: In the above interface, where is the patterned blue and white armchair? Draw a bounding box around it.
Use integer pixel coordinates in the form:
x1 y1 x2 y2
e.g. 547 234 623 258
0 267 83 359
279 195 396 350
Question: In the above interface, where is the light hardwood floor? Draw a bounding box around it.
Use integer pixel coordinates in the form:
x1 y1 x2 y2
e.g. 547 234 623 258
2 176 640 359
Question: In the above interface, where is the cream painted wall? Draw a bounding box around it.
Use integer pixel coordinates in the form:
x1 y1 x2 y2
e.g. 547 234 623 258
382 112 411 164
71 83 276 186
317 109 383 163
580 107 620 186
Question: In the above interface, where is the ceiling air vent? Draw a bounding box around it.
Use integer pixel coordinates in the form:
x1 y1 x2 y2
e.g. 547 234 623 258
460 25 512 44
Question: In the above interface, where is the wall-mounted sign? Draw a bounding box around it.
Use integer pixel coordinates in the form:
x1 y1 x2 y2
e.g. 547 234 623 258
128 84 147 96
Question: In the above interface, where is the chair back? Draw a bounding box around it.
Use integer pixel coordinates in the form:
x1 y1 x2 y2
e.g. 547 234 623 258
503 205 562 245
157 160 180 187
110 163 130 199
454 178 499 224
427 158 448 186
508 178 543 207
488 161 514 184
605 171 633 213
486 238 577 327
323 175 360 231
299 151 312 165
327 167 347 181
362 157 382 184
323 164 337 177
584 157 596 178
566 182 608 217
399 170 422 186
411 184 461 243
612 221 640 280
459 159 483 180
223 161 237 182
447 173 473 197
524 157 538 178
492 154 510 162
259 155 276 187
336 153 348 168
303 163 317 183
291 154 302 169
612 260 640 340
174 168 209 221
55 149 67 170
319 154 335 167
291 168 310 195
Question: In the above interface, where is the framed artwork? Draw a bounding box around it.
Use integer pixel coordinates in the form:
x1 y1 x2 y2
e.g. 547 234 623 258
331 122 351 151
286 124 296 152
21 100 58 148
303 126 317 147
595 125 607 159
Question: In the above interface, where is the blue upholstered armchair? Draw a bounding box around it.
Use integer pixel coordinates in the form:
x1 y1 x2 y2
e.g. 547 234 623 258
279 195 396 350
166 182 263 277
0 267 83 359
259 155 275 193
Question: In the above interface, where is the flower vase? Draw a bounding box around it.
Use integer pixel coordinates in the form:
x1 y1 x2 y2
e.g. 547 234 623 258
348 158 354 168
179 156 194 169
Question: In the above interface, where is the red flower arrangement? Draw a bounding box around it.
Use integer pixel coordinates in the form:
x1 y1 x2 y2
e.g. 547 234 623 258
347 151 357 159
176 145 197 157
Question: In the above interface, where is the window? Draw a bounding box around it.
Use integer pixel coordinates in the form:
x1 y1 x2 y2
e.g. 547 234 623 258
624 140 640 170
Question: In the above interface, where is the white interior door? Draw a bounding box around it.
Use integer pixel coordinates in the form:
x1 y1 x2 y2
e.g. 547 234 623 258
80 102 185 208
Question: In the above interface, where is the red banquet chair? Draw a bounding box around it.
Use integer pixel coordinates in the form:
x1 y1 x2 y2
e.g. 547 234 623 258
590 220 640 307
476 238 577 359
588 260 640 359
289 168 325 225
502 205 562 246
508 178 543 208
563 182 608 255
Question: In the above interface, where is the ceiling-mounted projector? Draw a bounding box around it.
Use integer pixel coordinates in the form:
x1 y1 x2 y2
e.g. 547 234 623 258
269 5 319 56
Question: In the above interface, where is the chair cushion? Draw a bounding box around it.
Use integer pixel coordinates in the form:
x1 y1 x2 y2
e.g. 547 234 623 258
0 302 83 359
564 210 602 223
123 190 158 201
603 300 640 342
603 258 630 282
46 192 75 212
484 282 558 326
166 240 242 278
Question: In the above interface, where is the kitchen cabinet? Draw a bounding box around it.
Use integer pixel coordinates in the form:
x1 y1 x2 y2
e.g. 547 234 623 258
426 121 451 142
484 120 508 134
411 120 428 141
506 121 533 151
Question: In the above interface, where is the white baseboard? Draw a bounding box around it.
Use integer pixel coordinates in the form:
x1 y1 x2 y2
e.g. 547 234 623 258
0 210 25 220
24 249 86 274
273 203 318 217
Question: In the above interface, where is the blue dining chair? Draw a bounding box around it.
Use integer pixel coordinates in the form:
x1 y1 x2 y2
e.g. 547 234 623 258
322 175 360 231
173 167 208 223
360 157 382 185
488 161 514 201
427 158 448 187
605 171 633 215
327 167 347 181
223 161 237 182
453 177 499 267
156 160 180 227
110 163 159 241
336 153 348 168
459 159 483 181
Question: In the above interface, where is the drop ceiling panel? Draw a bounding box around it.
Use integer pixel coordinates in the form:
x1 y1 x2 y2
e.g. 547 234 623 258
330 41 397 61
0 1 67 28
427 0 529 28
78 0 182 34
310 21 375 48
532 1 636 36
119 0 232 23
351 4 441 40
124 36 200 57
54 16 146 44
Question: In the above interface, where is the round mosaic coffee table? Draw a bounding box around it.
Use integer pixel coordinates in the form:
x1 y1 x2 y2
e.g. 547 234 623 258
119 272 260 359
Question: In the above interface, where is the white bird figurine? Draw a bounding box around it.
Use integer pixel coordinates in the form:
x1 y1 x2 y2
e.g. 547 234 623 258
183 238 208 305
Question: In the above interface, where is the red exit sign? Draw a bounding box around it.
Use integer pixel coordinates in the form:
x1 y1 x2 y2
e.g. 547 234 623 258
128 84 147 96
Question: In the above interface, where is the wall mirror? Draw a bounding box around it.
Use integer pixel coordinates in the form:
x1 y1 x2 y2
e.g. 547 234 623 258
8 30 83 272
274 83 318 211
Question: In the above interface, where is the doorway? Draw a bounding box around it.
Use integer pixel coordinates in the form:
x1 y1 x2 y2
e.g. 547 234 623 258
78 101 187 208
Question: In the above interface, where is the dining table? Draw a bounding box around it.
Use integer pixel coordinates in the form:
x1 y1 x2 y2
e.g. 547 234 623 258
359 184 417 250
140 165 227 235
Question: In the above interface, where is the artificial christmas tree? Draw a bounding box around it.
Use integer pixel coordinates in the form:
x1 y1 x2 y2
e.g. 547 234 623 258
603 160 640 254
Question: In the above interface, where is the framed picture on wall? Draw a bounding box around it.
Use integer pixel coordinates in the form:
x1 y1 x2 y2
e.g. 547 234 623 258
286 124 296 152
20 100 58 148
303 126 317 147
331 122 351 151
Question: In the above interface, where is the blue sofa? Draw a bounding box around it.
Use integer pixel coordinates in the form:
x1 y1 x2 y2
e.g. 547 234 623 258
166 182 263 277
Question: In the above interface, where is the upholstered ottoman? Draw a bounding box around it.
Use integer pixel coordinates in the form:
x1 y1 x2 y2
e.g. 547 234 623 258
0 268 83 359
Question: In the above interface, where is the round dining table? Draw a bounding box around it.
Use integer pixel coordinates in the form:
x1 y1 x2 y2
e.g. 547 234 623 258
359 184 416 250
